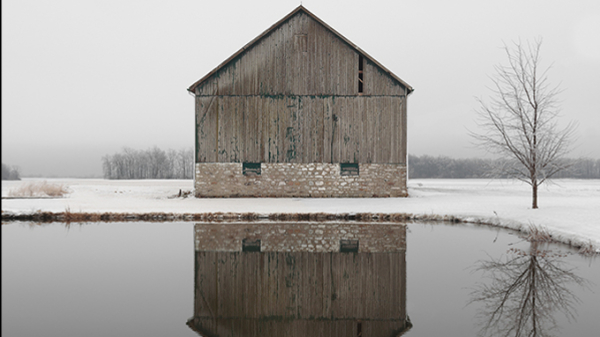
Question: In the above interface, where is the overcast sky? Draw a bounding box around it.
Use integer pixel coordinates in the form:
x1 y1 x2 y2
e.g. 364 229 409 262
2 0 599 177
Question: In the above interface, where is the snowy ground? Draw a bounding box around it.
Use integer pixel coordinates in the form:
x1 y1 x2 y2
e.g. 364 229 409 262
2 178 599 251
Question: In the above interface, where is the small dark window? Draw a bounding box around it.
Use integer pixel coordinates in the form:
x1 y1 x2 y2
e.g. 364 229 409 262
358 55 364 93
243 162 261 176
340 163 359 176
242 238 261 252
340 239 359 253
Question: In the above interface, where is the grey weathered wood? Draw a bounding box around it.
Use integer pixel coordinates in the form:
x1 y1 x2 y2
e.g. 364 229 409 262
188 250 409 336
192 251 406 319
192 7 411 166
195 95 218 163
200 96 407 164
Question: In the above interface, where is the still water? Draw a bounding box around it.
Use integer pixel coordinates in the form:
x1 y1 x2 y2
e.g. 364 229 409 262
2 221 598 336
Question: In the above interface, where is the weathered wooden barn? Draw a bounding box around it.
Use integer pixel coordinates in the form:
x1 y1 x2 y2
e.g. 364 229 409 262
187 222 411 336
189 5 413 197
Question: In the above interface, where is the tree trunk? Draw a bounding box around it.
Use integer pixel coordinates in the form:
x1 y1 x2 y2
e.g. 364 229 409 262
532 183 538 209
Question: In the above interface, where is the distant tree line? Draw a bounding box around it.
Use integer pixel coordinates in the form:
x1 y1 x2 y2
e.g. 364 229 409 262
102 147 194 179
408 155 600 179
101 150 600 180
552 157 600 179
1 163 21 180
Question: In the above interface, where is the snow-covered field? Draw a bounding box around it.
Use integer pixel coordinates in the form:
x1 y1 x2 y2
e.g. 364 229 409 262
2 178 599 251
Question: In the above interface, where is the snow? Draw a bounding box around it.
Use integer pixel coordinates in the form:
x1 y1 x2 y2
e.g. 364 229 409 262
2 178 599 251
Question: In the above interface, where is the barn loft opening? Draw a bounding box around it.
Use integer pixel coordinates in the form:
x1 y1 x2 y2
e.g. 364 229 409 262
340 163 359 176
358 55 364 94
243 162 261 176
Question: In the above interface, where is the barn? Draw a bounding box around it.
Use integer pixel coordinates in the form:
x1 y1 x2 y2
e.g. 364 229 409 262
187 222 411 336
189 5 413 198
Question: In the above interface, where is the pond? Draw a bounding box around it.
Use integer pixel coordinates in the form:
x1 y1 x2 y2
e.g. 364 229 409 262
2 221 598 336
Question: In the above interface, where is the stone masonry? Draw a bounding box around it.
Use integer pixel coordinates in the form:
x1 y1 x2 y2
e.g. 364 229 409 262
195 163 407 197
193 222 407 253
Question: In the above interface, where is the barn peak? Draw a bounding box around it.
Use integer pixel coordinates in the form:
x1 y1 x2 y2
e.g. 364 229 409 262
188 5 413 94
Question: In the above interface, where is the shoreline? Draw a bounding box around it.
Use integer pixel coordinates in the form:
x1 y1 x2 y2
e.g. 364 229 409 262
2 210 597 255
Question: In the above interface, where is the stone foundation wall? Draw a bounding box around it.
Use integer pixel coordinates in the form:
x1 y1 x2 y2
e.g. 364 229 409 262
194 223 407 253
194 163 407 197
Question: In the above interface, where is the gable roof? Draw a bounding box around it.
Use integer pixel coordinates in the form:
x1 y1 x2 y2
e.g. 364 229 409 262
188 5 414 94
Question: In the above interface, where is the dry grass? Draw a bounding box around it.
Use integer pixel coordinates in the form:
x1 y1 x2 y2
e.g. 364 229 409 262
521 224 553 243
8 181 70 198
578 242 597 257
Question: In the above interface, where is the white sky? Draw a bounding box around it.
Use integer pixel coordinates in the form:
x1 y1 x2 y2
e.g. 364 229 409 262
2 0 599 177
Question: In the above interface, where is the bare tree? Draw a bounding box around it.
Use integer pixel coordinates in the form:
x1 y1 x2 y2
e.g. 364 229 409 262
102 147 194 179
469 234 588 337
472 39 576 208
1 163 21 180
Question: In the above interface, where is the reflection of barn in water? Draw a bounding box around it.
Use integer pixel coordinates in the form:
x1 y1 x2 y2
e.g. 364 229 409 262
187 222 411 336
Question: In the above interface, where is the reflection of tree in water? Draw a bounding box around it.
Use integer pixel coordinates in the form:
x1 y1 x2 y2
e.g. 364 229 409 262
470 232 589 337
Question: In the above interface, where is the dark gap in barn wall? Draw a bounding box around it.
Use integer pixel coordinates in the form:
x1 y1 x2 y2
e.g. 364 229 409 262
358 55 364 94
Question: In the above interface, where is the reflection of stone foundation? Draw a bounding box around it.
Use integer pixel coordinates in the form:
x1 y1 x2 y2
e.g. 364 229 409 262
187 223 411 337
193 222 407 253
194 163 407 197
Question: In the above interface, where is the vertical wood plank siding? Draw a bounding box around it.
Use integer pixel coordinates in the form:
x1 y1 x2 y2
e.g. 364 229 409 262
195 11 408 165
190 251 408 336
198 96 405 164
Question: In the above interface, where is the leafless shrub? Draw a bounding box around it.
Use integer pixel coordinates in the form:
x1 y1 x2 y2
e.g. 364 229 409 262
8 181 69 198
578 242 597 257
521 224 553 243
